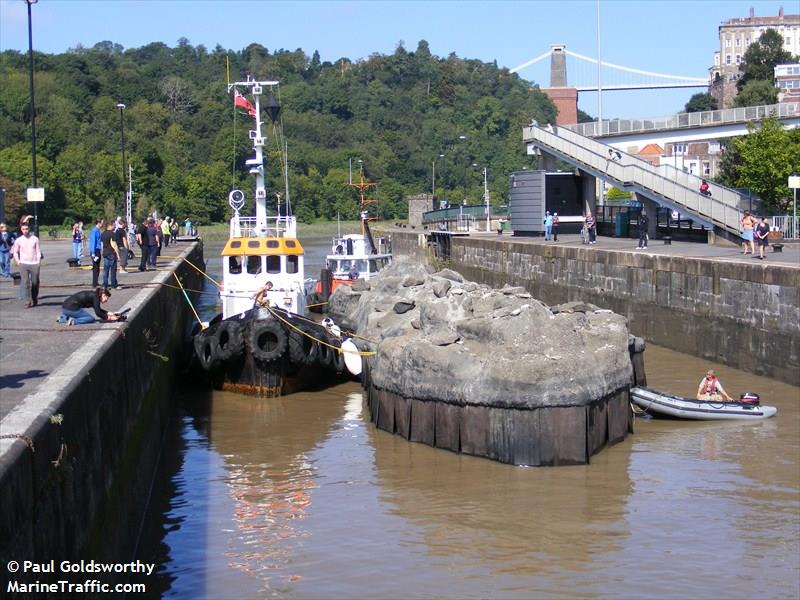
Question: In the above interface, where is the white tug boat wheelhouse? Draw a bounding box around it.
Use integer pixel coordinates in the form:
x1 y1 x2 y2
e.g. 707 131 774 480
192 76 350 396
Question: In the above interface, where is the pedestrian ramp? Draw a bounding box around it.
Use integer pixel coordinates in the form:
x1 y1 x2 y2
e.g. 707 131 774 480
524 126 745 238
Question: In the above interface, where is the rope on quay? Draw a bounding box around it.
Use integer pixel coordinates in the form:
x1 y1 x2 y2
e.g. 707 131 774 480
173 272 205 329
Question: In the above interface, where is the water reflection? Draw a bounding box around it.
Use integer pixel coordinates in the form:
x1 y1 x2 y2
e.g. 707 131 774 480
135 251 799 598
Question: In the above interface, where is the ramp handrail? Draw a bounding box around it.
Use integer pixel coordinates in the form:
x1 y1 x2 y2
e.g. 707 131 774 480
525 126 742 234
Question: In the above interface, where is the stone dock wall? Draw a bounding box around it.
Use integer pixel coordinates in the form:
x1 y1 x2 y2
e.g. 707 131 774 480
390 231 799 386
0 243 204 570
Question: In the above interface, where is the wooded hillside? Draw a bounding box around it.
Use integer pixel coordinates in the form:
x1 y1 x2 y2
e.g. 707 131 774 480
0 39 557 225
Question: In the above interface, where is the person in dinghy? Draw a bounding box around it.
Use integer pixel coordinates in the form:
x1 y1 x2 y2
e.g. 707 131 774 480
696 369 733 402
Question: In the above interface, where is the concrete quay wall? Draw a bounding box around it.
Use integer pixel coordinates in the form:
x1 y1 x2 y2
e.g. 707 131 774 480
0 243 204 570
390 232 799 386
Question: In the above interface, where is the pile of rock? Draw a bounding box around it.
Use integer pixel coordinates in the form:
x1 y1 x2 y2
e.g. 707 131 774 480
328 257 638 465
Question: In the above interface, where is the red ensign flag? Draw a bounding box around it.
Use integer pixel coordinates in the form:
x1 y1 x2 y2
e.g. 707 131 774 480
234 90 256 116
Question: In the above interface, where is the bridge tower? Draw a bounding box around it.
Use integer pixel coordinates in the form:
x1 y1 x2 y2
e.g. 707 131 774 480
542 44 578 126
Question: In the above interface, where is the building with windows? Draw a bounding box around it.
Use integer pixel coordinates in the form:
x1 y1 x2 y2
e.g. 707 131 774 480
708 6 800 107
775 63 800 104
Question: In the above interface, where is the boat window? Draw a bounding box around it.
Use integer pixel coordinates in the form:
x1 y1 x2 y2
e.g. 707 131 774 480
230 241 242 249
359 260 369 273
287 255 299 274
266 240 280 248
247 240 260 249
285 240 296 248
228 256 242 274
266 255 281 274
369 259 379 273
246 255 262 274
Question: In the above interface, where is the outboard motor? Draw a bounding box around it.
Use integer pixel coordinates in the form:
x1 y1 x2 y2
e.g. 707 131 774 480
739 392 760 406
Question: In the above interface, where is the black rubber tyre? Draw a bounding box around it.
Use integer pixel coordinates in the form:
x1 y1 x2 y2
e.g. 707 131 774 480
215 320 245 362
287 324 318 365
194 330 219 371
249 320 287 363
316 332 335 370
330 340 345 375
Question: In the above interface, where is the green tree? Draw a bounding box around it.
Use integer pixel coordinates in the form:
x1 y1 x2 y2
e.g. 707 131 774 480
733 116 800 213
684 93 717 113
737 29 795 92
733 79 778 107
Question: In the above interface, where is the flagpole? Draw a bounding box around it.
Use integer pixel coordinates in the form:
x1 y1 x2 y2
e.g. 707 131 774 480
226 55 230 87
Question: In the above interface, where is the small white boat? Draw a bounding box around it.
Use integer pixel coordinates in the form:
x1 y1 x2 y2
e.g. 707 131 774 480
631 387 777 420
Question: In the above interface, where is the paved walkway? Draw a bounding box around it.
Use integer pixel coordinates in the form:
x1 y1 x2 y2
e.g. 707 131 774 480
0 239 203 420
469 231 800 267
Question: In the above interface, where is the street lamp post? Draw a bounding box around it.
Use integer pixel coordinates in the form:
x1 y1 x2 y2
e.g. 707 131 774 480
117 102 127 219
789 174 800 239
483 166 490 232
432 153 444 201
26 0 39 236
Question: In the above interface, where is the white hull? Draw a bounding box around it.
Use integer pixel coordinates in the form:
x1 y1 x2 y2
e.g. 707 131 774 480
631 387 777 421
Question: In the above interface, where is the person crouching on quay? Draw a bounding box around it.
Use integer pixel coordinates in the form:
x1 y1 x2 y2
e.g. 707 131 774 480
59 287 120 325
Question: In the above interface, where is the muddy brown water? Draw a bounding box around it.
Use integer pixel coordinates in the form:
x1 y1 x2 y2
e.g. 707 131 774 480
134 239 799 599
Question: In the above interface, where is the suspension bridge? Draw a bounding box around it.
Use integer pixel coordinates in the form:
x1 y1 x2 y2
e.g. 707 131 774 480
510 44 708 92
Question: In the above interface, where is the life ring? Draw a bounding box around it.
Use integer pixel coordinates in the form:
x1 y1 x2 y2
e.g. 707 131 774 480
248 320 287 363
215 320 245 361
287 324 318 365
193 330 219 371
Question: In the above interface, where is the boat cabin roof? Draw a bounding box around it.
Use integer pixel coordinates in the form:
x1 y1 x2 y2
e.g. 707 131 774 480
221 237 304 256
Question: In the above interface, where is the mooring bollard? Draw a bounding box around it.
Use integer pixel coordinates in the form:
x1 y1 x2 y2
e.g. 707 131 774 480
663 236 672 245
773 243 783 253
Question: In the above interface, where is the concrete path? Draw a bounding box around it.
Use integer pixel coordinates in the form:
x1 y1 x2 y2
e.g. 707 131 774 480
0 239 204 420
470 231 800 267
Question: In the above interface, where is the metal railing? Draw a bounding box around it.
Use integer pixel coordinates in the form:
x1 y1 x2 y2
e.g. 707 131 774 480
230 215 297 238
771 216 799 240
525 126 743 235
567 102 800 138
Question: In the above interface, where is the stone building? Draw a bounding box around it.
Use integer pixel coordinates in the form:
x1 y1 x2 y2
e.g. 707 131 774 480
708 6 800 107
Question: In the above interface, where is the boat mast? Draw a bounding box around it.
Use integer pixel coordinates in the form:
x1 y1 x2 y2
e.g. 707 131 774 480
227 75 279 234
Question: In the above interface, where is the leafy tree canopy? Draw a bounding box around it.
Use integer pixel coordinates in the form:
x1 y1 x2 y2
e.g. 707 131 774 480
684 93 717 113
733 79 779 107
726 116 800 213
737 29 796 92
0 40 556 225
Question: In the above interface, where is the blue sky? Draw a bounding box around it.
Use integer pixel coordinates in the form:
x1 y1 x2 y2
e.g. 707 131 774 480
0 0 791 119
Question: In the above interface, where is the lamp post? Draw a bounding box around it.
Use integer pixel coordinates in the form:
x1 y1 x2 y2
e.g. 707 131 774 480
789 174 800 239
483 166 490 232
26 0 39 236
117 102 127 218
432 153 444 200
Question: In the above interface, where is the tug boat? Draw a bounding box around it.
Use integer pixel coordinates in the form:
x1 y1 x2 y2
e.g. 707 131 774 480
192 76 350 396
307 176 392 312
631 387 777 420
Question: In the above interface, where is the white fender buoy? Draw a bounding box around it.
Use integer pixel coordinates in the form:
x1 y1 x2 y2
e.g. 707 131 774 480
341 337 362 376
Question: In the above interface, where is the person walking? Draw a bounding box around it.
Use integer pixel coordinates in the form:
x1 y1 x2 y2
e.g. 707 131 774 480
115 218 130 274
0 223 14 277
637 211 649 249
89 218 104 287
101 221 121 289
161 216 172 248
585 211 597 244
146 218 160 269
552 213 559 241
71 222 84 265
740 211 757 255
10 220 41 308
136 219 148 272
754 216 770 260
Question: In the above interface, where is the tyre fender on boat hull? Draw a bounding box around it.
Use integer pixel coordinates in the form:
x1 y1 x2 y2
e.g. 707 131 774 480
287 323 319 365
248 320 288 363
194 329 219 371
215 320 245 361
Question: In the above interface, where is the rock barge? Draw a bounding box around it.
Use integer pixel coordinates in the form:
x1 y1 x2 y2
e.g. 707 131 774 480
329 258 642 466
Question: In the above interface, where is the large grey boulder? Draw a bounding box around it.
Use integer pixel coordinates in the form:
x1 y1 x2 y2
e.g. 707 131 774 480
328 259 633 408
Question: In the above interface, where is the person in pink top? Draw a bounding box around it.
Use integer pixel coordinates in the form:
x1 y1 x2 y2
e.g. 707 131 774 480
11 220 41 308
